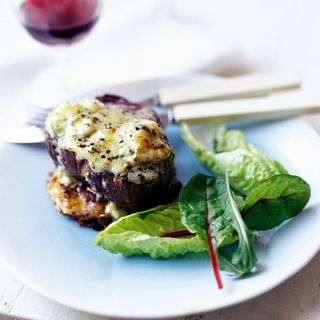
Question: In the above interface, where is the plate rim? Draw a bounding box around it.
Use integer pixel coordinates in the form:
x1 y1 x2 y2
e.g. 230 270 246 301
1 74 320 319
1 244 319 319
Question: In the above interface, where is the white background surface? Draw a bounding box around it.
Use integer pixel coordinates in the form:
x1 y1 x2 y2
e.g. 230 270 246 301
1 0 320 319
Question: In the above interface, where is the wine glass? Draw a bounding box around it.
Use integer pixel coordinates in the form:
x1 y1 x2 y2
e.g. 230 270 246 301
12 0 103 106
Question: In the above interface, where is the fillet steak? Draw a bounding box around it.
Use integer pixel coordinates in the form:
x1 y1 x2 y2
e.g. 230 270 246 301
45 97 179 212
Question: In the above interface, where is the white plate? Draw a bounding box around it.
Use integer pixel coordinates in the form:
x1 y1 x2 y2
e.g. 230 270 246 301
0 75 320 319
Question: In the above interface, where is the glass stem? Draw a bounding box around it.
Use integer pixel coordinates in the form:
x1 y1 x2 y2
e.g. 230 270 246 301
26 46 73 108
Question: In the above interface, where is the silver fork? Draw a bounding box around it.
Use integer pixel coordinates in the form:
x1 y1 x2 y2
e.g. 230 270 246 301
0 93 157 143
0 98 155 144
0 104 52 144
25 104 52 128
0 72 302 144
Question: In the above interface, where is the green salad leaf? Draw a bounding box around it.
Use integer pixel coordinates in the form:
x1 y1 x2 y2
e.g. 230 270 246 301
214 126 250 152
243 174 311 230
179 173 257 276
94 203 207 259
181 124 287 195
94 123 310 284
179 173 238 247
219 174 257 275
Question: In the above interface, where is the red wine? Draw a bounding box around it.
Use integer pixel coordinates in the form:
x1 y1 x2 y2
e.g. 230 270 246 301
20 0 99 45
22 19 98 45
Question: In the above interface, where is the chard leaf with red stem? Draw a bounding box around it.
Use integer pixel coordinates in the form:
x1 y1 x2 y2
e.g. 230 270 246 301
179 173 257 280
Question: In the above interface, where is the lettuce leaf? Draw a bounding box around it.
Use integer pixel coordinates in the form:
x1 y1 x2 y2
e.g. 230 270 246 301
181 123 287 195
214 126 250 152
94 203 207 259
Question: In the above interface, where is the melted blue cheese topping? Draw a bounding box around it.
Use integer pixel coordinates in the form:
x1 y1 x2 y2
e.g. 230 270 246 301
46 99 172 175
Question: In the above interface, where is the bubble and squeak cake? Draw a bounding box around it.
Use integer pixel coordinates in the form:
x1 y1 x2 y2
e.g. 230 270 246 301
45 95 180 230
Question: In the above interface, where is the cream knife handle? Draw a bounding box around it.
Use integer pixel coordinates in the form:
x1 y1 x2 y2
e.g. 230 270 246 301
159 72 301 106
173 95 320 124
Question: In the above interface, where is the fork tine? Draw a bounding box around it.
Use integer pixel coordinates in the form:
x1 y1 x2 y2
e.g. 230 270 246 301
27 113 48 122
27 113 49 122
26 107 50 118
25 119 45 128
25 105 52 128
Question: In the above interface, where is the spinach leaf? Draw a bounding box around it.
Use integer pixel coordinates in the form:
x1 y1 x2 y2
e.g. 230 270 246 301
243 174 311 230
181 123 287 195
94 203 207 259
179 173 257 277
